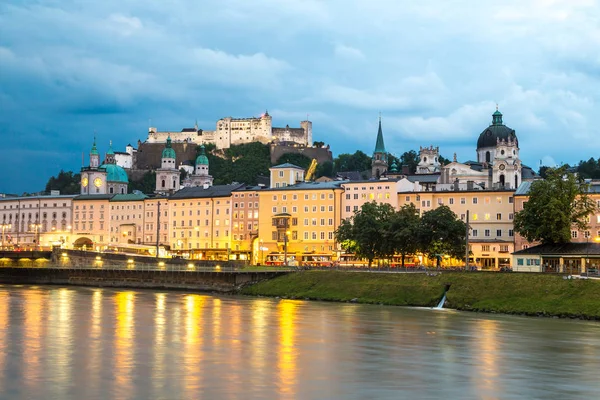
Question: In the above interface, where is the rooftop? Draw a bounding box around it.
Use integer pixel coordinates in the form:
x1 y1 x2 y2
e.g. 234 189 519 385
169 183 246 199
270 163 304 170
513 242 600 256
263 181 344 191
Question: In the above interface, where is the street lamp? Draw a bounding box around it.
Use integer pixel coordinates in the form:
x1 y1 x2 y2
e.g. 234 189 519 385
259 239 264 265
30 223 41 250
1 223 12 249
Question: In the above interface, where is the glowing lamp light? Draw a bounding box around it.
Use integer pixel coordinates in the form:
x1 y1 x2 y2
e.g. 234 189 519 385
187 263 195 269
158 261 165 267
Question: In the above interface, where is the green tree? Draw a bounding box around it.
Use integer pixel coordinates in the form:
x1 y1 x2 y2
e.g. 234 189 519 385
514 166 597 244
313 141 325 148
383 204 421 267
576 157 600 179
335 202 395 268
418 206 467 268
179 168 188 184
275 153 312 169
45 170 81 194
129 171 156 194
199 142 272 185
315 161 334 179
334 151 371 173
399 150 419 174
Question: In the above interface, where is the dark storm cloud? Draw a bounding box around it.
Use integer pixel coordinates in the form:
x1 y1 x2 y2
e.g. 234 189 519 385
1 0 600 193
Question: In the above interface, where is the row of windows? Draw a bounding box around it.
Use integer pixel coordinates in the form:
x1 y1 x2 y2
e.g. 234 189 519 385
471 229 514 237
346 193 391 200
234 202 259 208
172 209 229 216
404 196 514 204
172 219 229 227
173 230 229 238
572 231 600 239
2 202 68 209
171 200 229 207
111 205 143 210
346 186 391 191
2 212 67 220
74 222 104 231
480 244 510 252
271 231 335 241
233 211 258 219
273 193 335 201
75 205 104 210
273 206 334 214
233 193 257 198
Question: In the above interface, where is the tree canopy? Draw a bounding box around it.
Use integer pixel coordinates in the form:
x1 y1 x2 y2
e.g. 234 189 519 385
514 166 597 244
337 202 467 268
417 206 467 267
129 171 156 194
275 153 312 169
201 142 272 185
45 170 81 194
333 151 371 174
335 202 396 267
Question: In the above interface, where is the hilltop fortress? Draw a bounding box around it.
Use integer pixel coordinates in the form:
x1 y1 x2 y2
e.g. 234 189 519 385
146 111 312 149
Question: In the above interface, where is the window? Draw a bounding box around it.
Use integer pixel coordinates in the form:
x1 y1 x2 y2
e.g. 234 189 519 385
272 231 277 240
304 218 309 226
312 232 317 240
328 218 333 225
484 197 491 205
496 213 502 220
484 213 490 220
509 197 514 204
273 195 277 201
496 229 502 237
354 194 358 200
460 198 466 204
272 207 277 213
484 229 490 237
449 198 454 205
320 218 325 226
405 196 410 202
571 230 578 239
482 245 490 252
437 198 443 205
304 232 309 240
292 206 297 213
509 213 514 220
346 194 351 200
345 206 351 212
472 229 478 237
312 218 317 226
279 171 284 177
500 245 509 253
472 197 478 204
584 231 591 239
320 232 325 240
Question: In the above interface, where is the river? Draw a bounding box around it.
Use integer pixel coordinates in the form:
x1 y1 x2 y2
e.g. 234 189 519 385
0 285 599 399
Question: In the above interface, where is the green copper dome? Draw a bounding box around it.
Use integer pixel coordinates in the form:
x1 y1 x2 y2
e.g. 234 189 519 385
196 145 209 166
99 163 129 183
162 136 176 159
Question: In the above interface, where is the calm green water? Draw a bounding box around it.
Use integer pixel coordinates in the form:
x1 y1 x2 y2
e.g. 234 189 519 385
0 285 599 400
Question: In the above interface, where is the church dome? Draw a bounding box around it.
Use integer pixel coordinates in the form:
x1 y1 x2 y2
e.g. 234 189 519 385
196 145 209 166
162 136 176 159
100 163 129 183
477 108 518 149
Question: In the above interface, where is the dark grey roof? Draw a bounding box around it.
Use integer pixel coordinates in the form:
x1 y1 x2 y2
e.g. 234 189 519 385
181 128 198 133
74 194 115 201
340 178 400 185
169 184 245 199
513 243 600 256
232 185 264 192
521 165 537 179
336 171 362 181
406 174 440 183
0 194 77 202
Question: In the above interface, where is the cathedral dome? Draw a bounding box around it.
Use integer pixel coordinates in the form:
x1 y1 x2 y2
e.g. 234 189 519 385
196 145 209 166
476 109 518 149
100 163 129 183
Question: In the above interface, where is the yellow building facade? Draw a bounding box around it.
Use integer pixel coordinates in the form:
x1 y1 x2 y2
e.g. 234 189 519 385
398 190 516 269
257 182 344 266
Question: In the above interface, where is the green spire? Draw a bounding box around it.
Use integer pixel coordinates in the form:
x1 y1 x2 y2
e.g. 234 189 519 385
492 104 503 125
390 159 398 172
374 115 386 154
90 135 99 155
106 140 114 155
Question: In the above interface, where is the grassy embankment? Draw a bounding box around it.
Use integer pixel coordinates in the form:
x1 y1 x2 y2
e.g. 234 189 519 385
241 271 600 319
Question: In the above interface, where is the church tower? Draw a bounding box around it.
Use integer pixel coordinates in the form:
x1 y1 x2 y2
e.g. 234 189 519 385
371 115 388 178
90 136 99 168
155 136 181 195
188 145 214 187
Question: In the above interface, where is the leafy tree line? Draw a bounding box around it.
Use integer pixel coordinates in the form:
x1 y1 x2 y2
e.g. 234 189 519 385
515 165 597 244
45 170 81 194
335 202 467 268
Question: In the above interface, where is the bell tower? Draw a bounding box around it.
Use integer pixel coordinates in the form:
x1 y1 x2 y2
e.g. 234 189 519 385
371 115 388 178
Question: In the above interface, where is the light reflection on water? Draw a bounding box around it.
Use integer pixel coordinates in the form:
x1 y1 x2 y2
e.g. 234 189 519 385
0 285 600 399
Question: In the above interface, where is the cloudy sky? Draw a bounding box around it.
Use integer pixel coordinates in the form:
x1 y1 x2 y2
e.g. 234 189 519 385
1 0 599 193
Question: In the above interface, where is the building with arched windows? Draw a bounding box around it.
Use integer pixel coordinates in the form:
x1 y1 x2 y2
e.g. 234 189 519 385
81 139 129 195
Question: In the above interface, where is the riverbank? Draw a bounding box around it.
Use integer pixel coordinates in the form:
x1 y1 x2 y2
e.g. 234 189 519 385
241 271 600 319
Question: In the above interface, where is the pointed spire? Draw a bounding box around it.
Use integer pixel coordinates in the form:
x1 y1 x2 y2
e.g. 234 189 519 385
374 114 386 154
166 135 172 148
90 134 99 155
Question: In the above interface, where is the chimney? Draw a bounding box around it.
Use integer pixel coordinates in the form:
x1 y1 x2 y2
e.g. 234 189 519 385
453 179 459 191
